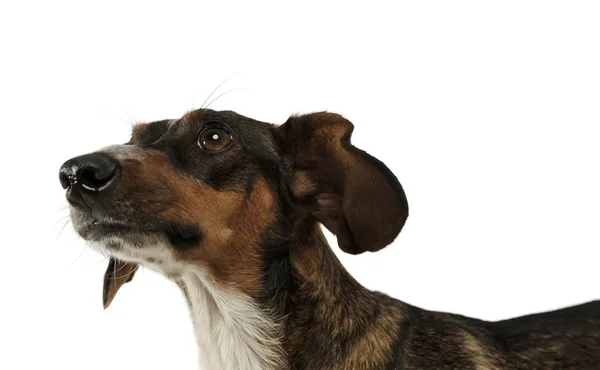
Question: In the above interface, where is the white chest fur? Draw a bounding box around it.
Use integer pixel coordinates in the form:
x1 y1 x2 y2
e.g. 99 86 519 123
90 238 284 370
180 270 284 370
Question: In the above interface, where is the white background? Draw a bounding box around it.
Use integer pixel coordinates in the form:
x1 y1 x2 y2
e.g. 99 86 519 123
1 1 599 369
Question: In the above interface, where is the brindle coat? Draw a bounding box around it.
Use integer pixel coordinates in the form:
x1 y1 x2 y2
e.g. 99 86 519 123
60 109 600 369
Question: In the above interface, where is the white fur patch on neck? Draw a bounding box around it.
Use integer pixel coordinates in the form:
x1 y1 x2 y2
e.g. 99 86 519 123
90 237 285 370
181 269 284 370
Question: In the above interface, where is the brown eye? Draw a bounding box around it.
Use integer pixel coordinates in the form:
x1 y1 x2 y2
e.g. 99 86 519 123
197 126 232 151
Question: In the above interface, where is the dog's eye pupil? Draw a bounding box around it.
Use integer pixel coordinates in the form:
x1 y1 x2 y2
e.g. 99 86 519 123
198 127 232 151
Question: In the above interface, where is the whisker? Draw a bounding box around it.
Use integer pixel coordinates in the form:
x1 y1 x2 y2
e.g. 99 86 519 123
203 88 245 112
54 214 71 228
96 254 111 263
67 243 87 269
110 260 133 276
115 115 138 128
197 74 237 111
57 218 72 239
118 105 139 128
107 264 137 281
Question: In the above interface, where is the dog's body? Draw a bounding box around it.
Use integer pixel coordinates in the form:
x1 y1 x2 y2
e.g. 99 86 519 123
60 109 599 369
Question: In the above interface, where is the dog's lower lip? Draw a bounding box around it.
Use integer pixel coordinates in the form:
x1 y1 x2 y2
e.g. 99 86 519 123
81 219 201 248
85 221 146 235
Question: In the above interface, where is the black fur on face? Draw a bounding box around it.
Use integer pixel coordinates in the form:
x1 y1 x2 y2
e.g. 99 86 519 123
60 108 600 369
133 110 286 192
66 110 290 250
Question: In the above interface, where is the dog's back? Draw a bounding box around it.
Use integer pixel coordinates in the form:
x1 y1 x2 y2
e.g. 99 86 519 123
394 300 600 369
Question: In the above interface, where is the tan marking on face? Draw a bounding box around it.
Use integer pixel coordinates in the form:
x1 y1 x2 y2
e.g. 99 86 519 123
178 177 277 297
122 148 277 296
115 149 240 241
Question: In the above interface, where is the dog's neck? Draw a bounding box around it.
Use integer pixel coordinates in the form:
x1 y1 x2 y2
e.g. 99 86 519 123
280 226 406 369
177 224 405 369
177 267 284 370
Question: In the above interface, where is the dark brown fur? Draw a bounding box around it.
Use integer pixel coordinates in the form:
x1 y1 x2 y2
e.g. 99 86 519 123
61 109 600 369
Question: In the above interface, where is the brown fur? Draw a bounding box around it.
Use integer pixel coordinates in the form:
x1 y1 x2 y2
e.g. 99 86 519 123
285 228 407 369
103 259 137 309
177 177 277 296
114 146 276 295
131 122 150 139
60 108 600 369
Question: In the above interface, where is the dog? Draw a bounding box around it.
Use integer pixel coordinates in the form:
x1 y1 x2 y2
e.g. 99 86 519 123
59 109 600 369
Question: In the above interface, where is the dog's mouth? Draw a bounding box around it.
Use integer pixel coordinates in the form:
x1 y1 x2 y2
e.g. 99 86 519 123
76 217 202 249
81 220 155 238
75 219 160 248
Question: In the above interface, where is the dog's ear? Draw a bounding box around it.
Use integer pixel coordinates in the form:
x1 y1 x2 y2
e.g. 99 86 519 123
103 258 138 309
273 112 409 254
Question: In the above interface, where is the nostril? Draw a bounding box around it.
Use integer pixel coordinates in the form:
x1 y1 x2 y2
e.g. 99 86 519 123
59 171 71 189
79 166 119 192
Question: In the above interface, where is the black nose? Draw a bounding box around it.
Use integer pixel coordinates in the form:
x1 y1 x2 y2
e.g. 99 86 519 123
59 153 120 206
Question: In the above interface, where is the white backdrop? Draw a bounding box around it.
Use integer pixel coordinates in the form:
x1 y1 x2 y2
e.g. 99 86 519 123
1 1 599 369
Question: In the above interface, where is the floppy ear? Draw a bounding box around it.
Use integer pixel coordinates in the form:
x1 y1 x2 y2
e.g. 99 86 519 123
103 258 138 309
273 112 409 254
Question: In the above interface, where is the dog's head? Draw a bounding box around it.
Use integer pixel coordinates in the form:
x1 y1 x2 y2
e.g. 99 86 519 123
59 109 408 308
